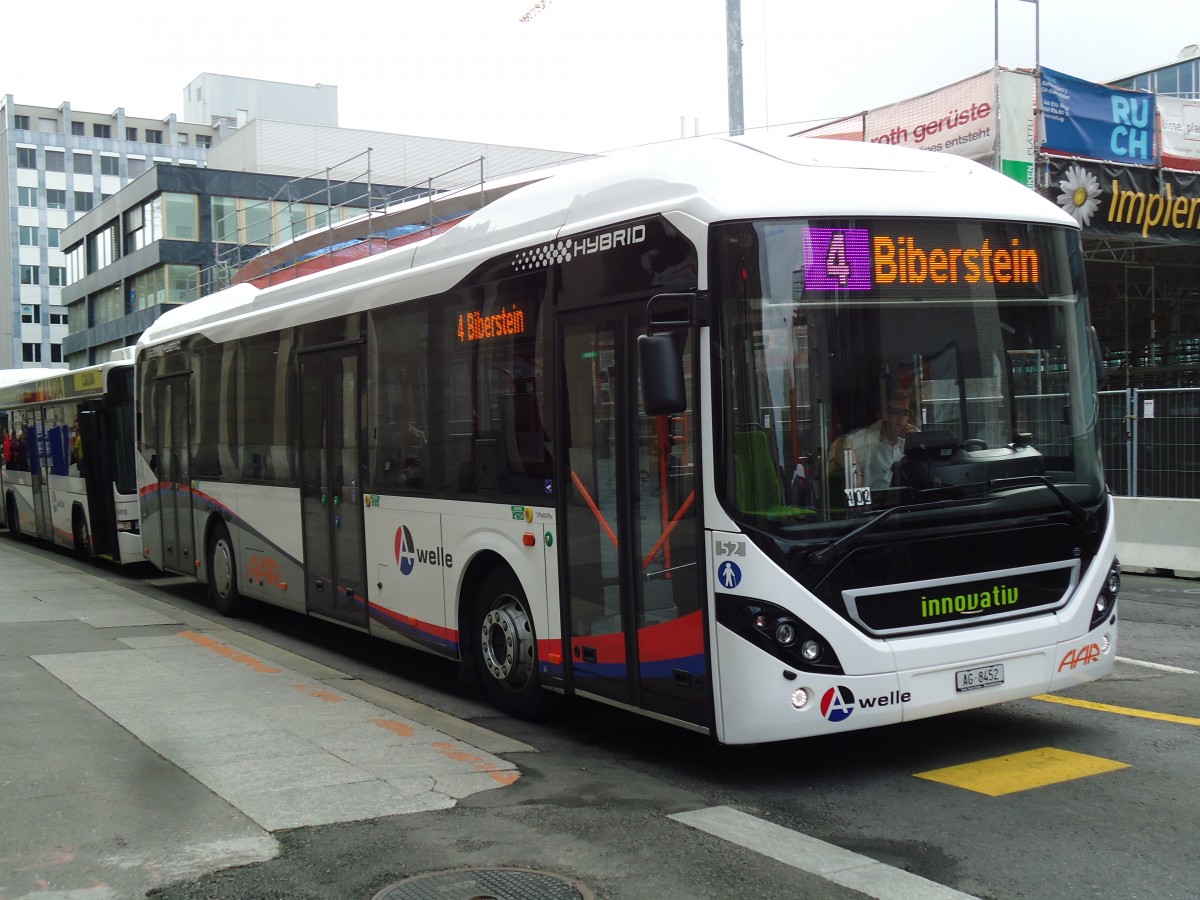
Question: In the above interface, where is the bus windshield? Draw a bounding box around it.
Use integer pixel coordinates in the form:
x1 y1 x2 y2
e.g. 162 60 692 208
714 217 1106 536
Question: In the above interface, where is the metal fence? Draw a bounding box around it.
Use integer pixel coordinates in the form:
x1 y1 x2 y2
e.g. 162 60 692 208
1099 387 1200 499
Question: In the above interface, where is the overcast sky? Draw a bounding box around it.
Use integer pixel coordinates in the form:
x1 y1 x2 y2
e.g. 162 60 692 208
8 0 1199 154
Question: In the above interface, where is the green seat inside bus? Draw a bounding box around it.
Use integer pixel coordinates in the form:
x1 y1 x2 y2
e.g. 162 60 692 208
734 430 814 519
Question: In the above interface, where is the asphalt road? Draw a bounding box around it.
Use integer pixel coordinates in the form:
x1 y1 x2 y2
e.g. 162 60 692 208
7 537 1199 900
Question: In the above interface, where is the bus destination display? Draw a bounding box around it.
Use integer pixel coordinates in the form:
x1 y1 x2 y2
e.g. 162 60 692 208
799 222 1050 298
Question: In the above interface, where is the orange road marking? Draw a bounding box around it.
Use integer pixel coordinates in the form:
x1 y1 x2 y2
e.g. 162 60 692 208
291 683 346 702
371 718 415 737
179 631 280 673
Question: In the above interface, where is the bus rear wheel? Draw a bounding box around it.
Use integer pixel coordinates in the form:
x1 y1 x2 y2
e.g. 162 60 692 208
474 568 548 719
207 520 249 616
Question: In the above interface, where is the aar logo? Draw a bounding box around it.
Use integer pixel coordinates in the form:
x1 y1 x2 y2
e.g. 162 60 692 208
820 686 855 723
394 525 416 576
1058 642 1102 671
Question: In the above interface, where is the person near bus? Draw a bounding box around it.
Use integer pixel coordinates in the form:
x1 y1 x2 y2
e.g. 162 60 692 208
828 393 918 491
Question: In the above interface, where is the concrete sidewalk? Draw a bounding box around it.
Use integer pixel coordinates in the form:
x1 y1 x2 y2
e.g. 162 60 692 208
0 538 531 899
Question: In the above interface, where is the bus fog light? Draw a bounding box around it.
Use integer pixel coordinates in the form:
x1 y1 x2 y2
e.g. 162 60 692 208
790 687 810 710
800 639 822 662
1101 634 1111 653
775 620 797 646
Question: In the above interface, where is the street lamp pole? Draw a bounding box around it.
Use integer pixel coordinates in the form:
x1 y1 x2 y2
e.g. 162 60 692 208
727 0 744 136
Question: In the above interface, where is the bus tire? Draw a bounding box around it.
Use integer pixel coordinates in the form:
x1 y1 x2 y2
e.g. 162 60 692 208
206 520 249 616
72 507 93 562
4 494 20 540
474 567 548 719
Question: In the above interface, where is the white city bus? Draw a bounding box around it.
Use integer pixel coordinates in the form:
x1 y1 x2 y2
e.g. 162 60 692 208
135 136 1118 744
1 351 141 563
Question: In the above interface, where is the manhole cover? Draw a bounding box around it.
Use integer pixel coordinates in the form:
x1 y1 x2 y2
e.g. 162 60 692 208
372 866 593 900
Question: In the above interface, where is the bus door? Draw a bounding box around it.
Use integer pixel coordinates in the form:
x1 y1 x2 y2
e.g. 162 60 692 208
78 405 117 558
27 410 52 539
298 346 368 628
558 306 711 729
156 375 194 572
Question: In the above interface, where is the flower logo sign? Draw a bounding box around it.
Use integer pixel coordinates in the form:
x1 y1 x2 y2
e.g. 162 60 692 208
1056 164 1103 226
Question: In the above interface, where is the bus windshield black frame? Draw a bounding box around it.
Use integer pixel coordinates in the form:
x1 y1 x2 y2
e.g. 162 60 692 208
712 216 1105 538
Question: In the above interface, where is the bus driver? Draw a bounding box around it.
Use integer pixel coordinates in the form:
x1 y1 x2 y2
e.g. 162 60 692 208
828 394 918 491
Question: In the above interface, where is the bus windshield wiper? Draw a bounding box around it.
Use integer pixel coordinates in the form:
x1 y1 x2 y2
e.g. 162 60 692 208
807 508 896 568
806 495 978 568
983 475 1098 532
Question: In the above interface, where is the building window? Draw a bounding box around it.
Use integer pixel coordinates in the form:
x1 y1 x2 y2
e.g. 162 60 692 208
71 122 85 136
38 118 58 133
74 191 94 212
50 311 68 325
50 345 64 363
20 265 40 285
17 147 36 168
66 244 85 284
45 149 65 172
93 285 124 325
18 187 37 207
145 129 163 144
128 157 146 177
211 196 238 242
177 134 189 147
21 305 40 324
244 201 273 245
197 135 212 149
126 126 138 141
47 227 61 248
19 225 39 246
46 189 67 209
168 264 200 302
89 224 119 272
100 155 119 176
93 123 112 139
164 193 198 240
48 267 67 286
22 344 42 363
14 115 30 130
73 152 93 175
132 267 166 309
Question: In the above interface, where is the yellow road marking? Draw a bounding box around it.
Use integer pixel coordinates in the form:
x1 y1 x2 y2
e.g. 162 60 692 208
916 747 1128 796
1033 693 1200 727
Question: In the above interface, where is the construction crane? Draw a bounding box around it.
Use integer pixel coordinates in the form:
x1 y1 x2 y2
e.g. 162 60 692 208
519 0 552 22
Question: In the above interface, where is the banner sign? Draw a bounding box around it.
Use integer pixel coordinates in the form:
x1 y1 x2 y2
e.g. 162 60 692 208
998 69 1036 188
1040 67 1156 165
795 113 865 142
1158 96 1200 172
1043 156 1200 244
864 70 996 164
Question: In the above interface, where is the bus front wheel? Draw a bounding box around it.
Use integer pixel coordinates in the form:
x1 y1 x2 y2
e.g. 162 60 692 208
72 507 93 562
207 520 249 617
474 568 547 719
4 495 20 540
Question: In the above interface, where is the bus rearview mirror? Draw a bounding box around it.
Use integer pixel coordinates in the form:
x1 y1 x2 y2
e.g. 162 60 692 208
638 333 686 415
